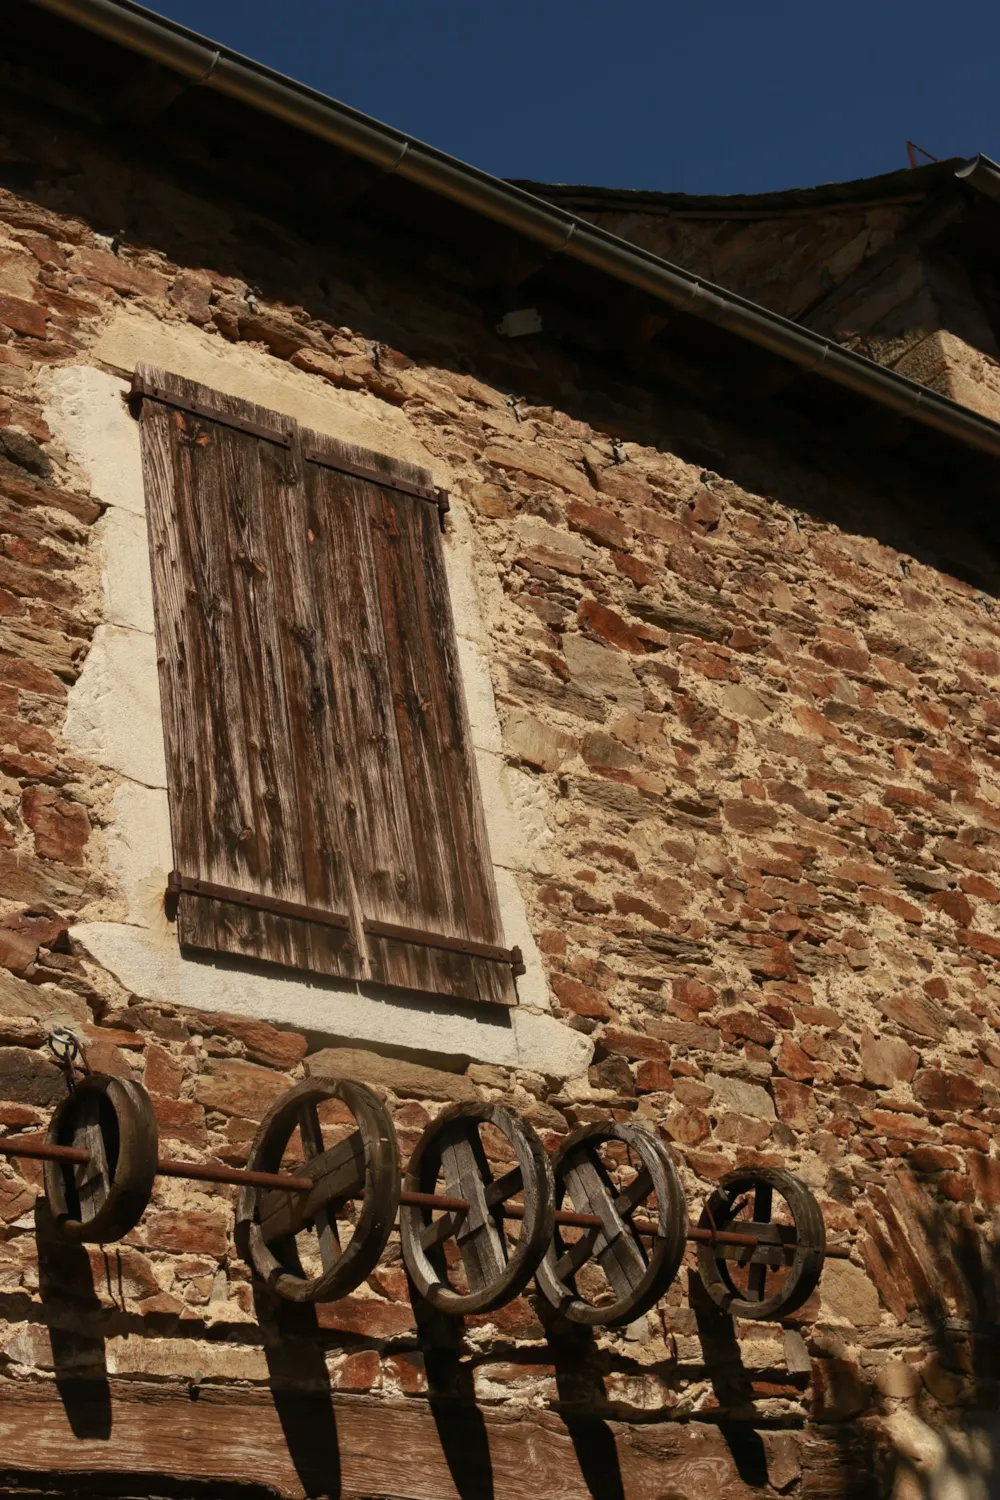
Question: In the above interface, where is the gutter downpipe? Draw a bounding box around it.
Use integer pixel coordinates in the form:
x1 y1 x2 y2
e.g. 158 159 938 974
25 0 1000 463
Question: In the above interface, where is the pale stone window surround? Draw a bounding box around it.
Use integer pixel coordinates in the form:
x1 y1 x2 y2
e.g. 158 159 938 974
45 310 590 1079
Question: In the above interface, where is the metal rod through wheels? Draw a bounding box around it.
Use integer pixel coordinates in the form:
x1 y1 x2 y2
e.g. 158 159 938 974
0 1135 850 1256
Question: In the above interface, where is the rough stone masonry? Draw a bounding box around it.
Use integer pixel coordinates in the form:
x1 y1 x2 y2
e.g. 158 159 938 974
0 27 999 1500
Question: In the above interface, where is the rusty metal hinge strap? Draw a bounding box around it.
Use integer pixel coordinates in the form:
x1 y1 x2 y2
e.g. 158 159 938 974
165 876 522 972
303 446 450 513
130 374 293 448
166 871 350 931
362 917 524 973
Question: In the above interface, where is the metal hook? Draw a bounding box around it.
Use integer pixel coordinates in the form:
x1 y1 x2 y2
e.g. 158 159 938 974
46 1027 89 1092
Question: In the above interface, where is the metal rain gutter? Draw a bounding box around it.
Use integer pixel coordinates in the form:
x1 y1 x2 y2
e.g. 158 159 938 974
24 0 1000 463
956 153 1000 204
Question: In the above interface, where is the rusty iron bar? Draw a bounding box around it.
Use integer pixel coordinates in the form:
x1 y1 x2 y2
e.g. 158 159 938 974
0 1136 314 1194
0 1136 89 1165
402 1191 603 1232
156 1157 314 1194
402 1188 852 1258
131 376 293 448
0 1136 852 1257
167 870 349 933
302 445 448 510
687 1224 850 1260
503 1199 602 1230
362 916 523 971
400 1189 470 1212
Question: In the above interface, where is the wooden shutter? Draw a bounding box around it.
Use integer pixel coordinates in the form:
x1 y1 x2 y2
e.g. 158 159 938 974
301 429 516 1007
134 365 519 1007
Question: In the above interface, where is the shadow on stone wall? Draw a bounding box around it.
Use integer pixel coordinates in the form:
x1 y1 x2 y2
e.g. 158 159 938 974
254 1287 343 1499
34 1199 111 1440
819 1166 1000 1500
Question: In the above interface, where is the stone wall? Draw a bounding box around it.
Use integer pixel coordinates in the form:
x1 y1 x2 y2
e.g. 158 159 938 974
0 70 999 1500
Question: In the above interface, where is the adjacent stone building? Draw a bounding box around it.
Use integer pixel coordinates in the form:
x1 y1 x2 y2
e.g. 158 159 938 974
531 153 1000 423
0 1 999 1496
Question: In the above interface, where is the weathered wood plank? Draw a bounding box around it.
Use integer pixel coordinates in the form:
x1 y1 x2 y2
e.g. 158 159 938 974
0 1379 814 1500
440 1122 507 1295
142 384 256 956
267 425 365 976
298 433 403 988
214 415 312 972
74 1088 110 1225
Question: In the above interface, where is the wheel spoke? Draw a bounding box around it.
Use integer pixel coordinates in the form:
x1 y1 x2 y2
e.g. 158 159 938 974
746 1183 773 1303
297 1102 325 1162
562 1151 646 1301
314 1206 342 1272
258 1132 365 1245
484 1165 523 1208
615 1167 653 1220
74 1091 111 1224
419 1207 467 1251
297 1101 341 1271
555 1228 600 1281
710 1221 793 1266
441 1127 507 1293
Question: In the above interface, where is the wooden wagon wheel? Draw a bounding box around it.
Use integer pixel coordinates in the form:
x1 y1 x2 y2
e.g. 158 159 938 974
236 1078 400 1303
696 1167 826 1320
535 1122 688 1327
44 1074 158 1244
399 1102 554 1315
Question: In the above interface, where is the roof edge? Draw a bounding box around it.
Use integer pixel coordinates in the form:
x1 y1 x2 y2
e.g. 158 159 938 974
23 0 1000 464
511 159 966 218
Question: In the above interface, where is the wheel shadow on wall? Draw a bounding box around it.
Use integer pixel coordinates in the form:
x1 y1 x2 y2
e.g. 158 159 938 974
543 1315 626 1500
35 1199 112 1441
255 1289 343 1500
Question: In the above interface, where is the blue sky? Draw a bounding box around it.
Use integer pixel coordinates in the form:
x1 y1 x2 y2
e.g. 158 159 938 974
144 1 998 195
